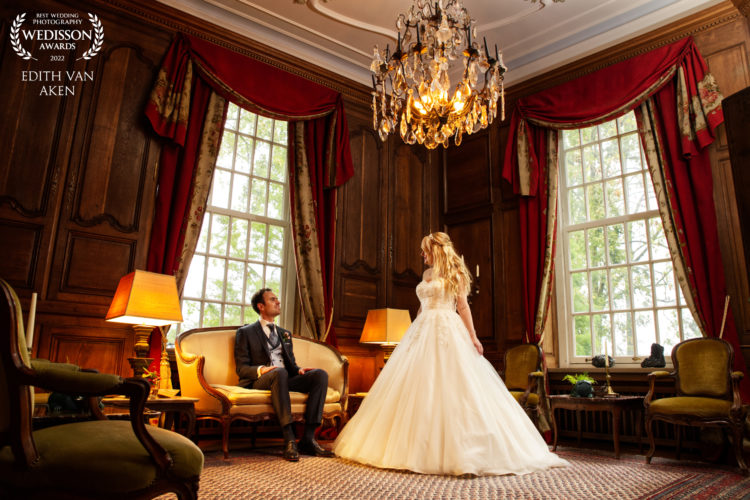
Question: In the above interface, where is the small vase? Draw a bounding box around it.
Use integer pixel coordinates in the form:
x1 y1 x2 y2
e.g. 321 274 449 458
149 380 159 398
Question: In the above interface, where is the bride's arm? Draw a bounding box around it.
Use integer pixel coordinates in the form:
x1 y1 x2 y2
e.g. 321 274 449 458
456 293 483 355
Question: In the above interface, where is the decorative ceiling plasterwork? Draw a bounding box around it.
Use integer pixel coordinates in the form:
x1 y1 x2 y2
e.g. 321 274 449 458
158 0 725 87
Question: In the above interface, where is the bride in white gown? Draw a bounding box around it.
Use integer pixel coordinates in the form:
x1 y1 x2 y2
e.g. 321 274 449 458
334 232 569 476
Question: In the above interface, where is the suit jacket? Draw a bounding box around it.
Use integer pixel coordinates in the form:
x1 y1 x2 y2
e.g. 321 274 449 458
235 321 301 388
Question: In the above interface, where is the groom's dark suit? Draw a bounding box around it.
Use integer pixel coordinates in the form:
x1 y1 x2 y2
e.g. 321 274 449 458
234 321 328 428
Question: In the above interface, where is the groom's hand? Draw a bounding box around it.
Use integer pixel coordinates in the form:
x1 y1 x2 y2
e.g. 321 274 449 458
299 367 315 374
259 366 277 375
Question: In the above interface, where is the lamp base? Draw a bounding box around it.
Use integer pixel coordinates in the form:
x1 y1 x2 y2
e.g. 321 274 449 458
382 344 396 363
128 357 153 378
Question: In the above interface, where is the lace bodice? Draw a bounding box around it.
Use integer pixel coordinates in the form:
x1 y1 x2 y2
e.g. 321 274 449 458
416 279 456 311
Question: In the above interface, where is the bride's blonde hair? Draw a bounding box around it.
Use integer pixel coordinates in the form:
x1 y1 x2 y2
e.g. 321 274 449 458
421 232 472 296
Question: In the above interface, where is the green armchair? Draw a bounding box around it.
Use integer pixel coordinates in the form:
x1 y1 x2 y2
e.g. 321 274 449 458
501 344 545 426
0 278 205 498
644 337 747 473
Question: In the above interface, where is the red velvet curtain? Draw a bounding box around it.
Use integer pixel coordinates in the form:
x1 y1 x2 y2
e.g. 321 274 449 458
502 36 749 401
145 35 354 360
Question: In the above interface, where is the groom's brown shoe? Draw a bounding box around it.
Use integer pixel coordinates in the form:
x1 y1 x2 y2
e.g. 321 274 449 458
298 439 334 457
283 440 299 461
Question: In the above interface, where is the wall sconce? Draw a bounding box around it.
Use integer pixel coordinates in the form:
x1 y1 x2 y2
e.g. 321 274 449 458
359 308 412 362
105 270 182 378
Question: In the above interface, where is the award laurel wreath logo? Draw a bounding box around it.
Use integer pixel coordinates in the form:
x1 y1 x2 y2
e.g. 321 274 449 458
9 12 104 61
10 13 36 61
77 13 103 61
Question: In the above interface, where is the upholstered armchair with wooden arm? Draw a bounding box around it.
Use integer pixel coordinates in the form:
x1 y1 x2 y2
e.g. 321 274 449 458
644 337 747 473
175 326 349 459
0 278 204 499
501 344 545 426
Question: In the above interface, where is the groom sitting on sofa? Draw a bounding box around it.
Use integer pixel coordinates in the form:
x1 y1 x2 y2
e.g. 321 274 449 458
234 288 334 461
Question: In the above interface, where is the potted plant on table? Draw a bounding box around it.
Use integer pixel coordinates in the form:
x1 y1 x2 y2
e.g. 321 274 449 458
562 373 597 398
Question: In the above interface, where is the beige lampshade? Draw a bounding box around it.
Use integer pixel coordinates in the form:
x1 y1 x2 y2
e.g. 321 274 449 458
105 270 183 326
359 308 412 346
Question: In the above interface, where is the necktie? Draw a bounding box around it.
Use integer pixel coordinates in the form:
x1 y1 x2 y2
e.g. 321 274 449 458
268 324 280 348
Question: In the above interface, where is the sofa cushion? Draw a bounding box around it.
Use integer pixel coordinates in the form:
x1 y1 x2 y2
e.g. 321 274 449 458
650 396 732 418
212 384 340 405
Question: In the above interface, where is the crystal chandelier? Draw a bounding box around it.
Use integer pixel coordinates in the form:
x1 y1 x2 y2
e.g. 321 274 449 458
371 0 507 149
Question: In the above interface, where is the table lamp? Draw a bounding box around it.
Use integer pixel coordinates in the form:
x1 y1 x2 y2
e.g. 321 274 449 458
105 270 183 378
359 308 411 362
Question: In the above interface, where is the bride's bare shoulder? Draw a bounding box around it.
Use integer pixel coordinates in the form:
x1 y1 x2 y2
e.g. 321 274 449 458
422 268 433 282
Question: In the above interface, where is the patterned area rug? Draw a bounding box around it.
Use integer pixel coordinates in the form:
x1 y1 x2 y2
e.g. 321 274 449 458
161 447 750 500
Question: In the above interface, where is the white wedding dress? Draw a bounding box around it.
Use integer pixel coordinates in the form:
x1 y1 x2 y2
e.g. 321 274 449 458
334 278 569 476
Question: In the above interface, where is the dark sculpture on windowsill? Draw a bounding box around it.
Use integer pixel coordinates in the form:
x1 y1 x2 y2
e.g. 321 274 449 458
641 343 666 368
591 354 615 368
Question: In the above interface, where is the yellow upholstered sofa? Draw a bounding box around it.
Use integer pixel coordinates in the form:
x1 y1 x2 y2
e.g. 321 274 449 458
175 326 348 458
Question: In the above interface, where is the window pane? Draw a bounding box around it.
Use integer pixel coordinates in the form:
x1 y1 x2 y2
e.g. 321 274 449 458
205 258 226 301
254 141 270 178
181 300 202 332
621 133 642 173
245 263 264 301
658 308 679 349
605 178 624 217
225 305 242 326
610 267 630 310
625 173 646 214
249 222 267 260
244 307 259 325
266 266 282 297
569 231 586 270
257 116 273 141
271 145 288 183
590 270 609 312
574 315 591 356
203 303 221 327
627 220 649 263
571 272 589 313
617 113 637 133
581 126 597 144
588 227 605 268
183 256 205 299
230 219 248 259
635 310 656 356
235 136 253 174
682 308 701 340
569 187 586 224
592 314 610 355
267 225 285 265
231 173 250 212
587 183 605 220
565 150 583 187
583 144 602 182
653 262 676 306
250 179 268 216
225 260 244 303
598 121 617 140
613 312 633 356
267 182 285 220
607 223 626 265
601 138 621 178
649 217 669 260
210 214 229 256
273 121 288 145
238 109 256 136
211 169 231 209
225 103 239 130
562 129 580 149
216 132 235 169
631 264 652 308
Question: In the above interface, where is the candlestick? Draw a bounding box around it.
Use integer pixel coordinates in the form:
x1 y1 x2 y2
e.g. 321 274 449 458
603 339 618 397
476 265 479 278
26 292 37 351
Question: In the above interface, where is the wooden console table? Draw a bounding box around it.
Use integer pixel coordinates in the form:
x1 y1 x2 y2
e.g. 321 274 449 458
102 395 198 440
549 394 643 458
